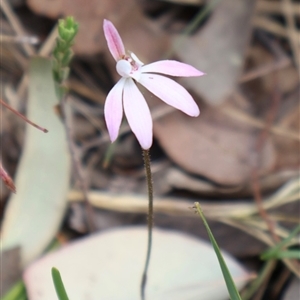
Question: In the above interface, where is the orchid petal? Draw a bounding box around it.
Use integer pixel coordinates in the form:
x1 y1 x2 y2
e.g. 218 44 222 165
141 60 205 77
104 78 126 142
103 19 125 61
139 74 200 117
123 79 153 149
130 52 144 66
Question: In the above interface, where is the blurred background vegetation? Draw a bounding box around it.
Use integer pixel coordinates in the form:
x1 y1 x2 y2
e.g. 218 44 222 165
1 0 299 299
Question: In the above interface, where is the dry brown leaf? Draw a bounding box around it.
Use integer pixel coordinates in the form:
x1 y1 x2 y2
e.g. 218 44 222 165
248 44 299 95
153 101 276 186
274 102 300 170
166 167 298 197
174 0 256 105
26 0 170 60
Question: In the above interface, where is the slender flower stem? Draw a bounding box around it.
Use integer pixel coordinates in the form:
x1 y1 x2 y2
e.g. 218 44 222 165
141 149 154 300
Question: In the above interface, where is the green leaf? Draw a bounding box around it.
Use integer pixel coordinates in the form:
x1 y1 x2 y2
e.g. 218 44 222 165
1 57 71 267
2 280 27 300
51 268 70 300
194 202 242 300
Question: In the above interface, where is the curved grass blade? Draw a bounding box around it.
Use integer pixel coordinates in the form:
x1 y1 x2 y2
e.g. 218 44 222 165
194 202 242 300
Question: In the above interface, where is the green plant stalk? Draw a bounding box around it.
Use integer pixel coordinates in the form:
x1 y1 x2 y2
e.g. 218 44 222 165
52 16 78 86
51 267 69 300
194 202 242 300
140 149 154 300
52 17 95 231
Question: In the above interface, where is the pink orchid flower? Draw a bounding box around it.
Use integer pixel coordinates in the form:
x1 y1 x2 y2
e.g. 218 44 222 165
103 19 204 150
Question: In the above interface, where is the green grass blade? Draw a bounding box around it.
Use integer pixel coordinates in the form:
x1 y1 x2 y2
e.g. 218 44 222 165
261 224 300 260
270 250 300 260
2 280 27 300
51 267 69 300
194 202 242 300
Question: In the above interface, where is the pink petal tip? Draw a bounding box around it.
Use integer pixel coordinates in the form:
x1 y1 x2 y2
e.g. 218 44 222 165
103 19 125 61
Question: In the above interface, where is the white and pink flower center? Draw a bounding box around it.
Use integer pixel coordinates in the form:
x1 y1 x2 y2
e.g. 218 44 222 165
116 53 143 81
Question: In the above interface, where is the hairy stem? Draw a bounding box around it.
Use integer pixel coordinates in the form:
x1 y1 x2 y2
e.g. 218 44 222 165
140 149 154 300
